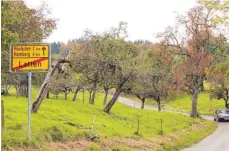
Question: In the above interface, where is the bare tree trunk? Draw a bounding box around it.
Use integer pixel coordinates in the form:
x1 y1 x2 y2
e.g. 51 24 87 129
21 86 24 97
141 98 145 109
19 85 27 97
90 82 97 104
89 90 92 103
200 82 204 92
32 60 71 113
46 90 49 99
64 91 68 100
15 74 21 97
72 87 80 102
156 97 161 111
16 85 19 97
20 86 23 96
225 101 228 109
191 90 198 118
4 85 11 96
61 52 70 71
103 88 109 105
104 84 123 113
16 84 21 97
224 89 228 109
24 85 28 98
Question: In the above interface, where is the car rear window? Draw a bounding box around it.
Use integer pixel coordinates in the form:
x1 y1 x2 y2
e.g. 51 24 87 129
219 110 229 114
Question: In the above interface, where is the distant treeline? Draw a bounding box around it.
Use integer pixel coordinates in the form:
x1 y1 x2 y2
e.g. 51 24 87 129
51 39 152 55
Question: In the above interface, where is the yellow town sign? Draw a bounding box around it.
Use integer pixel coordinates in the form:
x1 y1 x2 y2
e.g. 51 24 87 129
10 43 50 72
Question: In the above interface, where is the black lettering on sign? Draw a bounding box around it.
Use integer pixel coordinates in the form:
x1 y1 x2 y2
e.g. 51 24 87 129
14 46 31 51
14 52 30 57
19 61 42 68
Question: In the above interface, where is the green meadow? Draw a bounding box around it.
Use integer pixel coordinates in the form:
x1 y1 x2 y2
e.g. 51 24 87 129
1 88 216 150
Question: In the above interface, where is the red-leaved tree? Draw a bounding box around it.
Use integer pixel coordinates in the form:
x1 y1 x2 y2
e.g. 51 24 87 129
157 1 229 117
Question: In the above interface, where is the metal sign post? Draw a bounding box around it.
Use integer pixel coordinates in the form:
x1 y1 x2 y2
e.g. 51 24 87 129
28 72 32 140
10 43 51 141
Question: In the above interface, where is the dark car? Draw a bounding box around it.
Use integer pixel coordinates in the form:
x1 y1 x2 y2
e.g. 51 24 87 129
214 109 229 122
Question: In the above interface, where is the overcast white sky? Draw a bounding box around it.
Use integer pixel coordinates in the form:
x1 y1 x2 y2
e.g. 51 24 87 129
24 0 196 43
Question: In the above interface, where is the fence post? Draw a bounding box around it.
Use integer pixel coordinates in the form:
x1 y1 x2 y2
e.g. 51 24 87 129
160 119 162 131
159 119 163 135
1 100 4 132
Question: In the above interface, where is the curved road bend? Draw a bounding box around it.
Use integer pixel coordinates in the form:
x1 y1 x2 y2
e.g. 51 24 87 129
117 96 229 151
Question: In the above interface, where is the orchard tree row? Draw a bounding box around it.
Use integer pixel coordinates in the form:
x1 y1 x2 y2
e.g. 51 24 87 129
2 1 229 118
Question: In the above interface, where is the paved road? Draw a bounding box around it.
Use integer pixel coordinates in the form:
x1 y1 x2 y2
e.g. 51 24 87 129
117 96 229 151
181 122 229 151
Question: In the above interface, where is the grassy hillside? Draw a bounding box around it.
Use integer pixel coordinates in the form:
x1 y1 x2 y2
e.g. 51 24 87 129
2 89 217 150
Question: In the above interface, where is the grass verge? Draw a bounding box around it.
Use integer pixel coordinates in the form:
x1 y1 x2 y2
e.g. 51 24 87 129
2 89 217 151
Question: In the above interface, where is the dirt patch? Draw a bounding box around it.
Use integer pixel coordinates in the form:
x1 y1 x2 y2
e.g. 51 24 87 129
102 137 159 151
42 139 93 151
4 147 40 151
3 138 159 151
